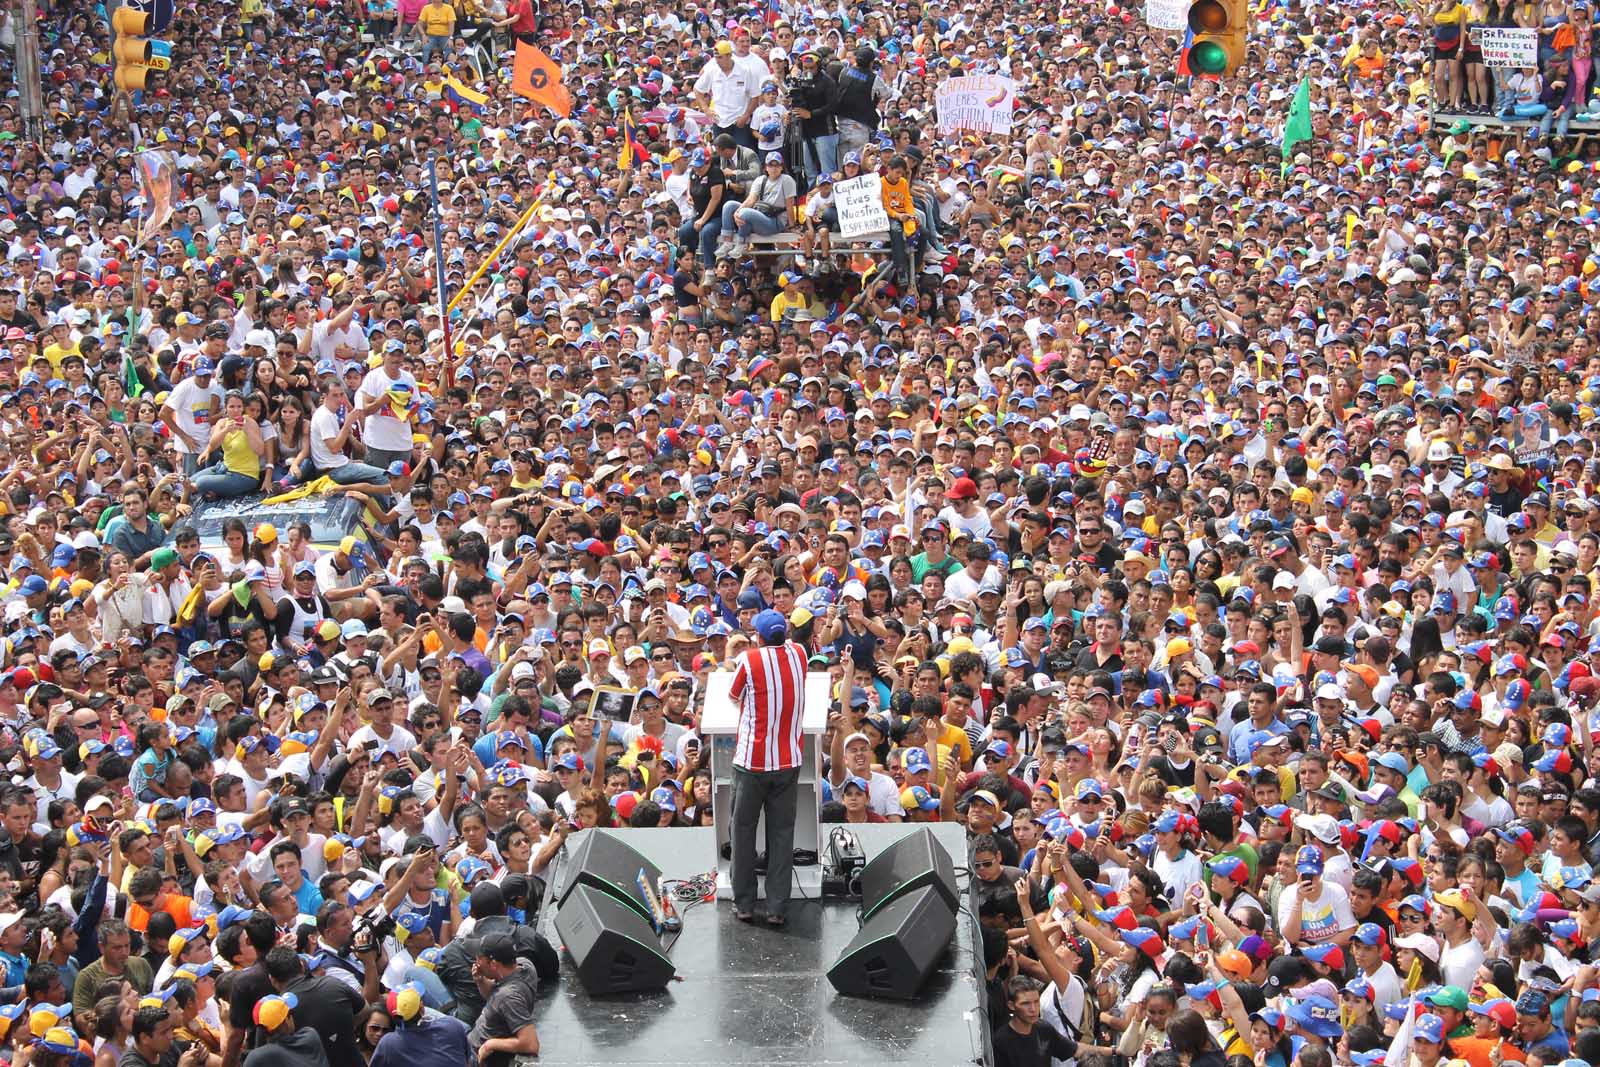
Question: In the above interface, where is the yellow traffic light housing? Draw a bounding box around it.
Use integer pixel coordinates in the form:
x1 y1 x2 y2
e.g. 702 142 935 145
1187 0 1246 76
112 6 153 91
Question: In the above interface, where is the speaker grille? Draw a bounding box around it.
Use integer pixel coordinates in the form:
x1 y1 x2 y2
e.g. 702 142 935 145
555 883 677 995
827 885 956 1000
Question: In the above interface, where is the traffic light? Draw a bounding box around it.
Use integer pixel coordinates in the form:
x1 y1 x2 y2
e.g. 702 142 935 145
111 5 171 91
1186 0 1246 76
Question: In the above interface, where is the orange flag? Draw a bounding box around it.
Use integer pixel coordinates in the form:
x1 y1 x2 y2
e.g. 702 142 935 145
511 40 572 117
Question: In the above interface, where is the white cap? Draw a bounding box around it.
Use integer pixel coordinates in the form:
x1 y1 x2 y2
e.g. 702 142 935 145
1296 812 1340 844
1272 572 1296 591
1426 441 1452 462
1315 683 1344 702
244 328 275 349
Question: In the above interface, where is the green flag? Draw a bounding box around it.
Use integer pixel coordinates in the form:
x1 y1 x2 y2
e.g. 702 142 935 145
1281 77 1312 173
121 348 144 400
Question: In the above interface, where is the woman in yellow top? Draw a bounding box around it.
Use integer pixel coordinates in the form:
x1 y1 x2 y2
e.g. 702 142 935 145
1433 0 1468 110
193 390 266 500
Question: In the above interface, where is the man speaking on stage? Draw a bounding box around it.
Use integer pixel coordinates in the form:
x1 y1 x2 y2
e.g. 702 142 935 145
727 609 808 927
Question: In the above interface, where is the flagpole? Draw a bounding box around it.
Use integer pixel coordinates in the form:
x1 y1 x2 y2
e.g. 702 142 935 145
446 196 543 314
426 156 454 390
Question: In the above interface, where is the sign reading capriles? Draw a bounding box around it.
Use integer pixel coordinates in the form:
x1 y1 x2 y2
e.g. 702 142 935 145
934 75 1017 136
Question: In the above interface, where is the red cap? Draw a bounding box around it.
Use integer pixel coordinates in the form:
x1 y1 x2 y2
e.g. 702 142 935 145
946 476 978 500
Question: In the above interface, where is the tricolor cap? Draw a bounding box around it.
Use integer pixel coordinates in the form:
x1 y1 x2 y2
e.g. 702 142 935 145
1120 926 1165 959
1413 1013 1445 1045
1169 916 1209 943
1353 922 1386 946
253 993 298 1031
1210 856 1249 885
456 857 491 885
0 1002 26 1038
38 1027 79 1055
1534 749 1573 774
1303 943 1344 970
1094 905 1138 931
172 961 216 982
27 1004 68 1037
393 911 430 943
1470 999 1517 1029
386 982 425 1023
168 926 207 957
1286 994 1343 1038
1398 893 1430 917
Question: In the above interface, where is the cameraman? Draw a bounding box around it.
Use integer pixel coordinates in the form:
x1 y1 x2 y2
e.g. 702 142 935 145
436 882 558 1025
309 901 379 1002
789 51 838 184
832 46 891 161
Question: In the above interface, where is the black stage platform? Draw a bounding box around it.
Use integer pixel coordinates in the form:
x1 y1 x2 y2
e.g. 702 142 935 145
535 823 990 1067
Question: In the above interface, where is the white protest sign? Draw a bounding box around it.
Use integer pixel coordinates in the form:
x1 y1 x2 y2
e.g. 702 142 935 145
1145 0 1188 31
1479 27 1537 67
834 174 890 238
935 75 1017 136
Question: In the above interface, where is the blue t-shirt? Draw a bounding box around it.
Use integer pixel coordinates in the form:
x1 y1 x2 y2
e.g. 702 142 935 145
290 876 325 918
371 1013 471 1067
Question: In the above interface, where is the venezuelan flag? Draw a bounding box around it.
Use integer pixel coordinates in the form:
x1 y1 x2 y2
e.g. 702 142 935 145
619 107 652 169
1176 27 1195 76
443 76 489 113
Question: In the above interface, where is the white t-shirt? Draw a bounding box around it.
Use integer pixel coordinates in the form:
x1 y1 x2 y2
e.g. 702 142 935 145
349 723 418 759
1441 935 1486 990
1152 849 1205 904
163 377 222 453
1274 880 1356 943
309 405 350 470
1363 961 1404 1008
357 366 419 452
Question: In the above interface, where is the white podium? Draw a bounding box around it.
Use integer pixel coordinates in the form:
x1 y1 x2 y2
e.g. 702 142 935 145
700 670 831 902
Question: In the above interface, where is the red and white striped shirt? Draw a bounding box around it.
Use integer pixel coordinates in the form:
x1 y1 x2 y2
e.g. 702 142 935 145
728 641 807 772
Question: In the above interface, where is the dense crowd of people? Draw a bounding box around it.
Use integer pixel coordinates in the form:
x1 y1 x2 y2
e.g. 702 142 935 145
0 0 1597 1063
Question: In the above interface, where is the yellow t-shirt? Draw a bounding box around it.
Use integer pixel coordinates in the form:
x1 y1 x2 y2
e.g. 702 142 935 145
42 340 80 373
931 722 973 769
221 427 261 479
770 291 812 321
418 2 456 36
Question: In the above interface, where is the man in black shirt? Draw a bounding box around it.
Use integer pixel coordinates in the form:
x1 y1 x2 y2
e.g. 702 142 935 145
0 289 32 332
467 933 540 1067
992 976 1080 1067
265 947 366 1067
221 912 279 1067
242 992 330 1067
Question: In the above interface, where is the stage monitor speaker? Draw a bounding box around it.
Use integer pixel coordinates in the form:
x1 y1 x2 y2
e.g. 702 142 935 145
555 883 676 994
557 829 663 922
827 885 955 1000
858 826 957 921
